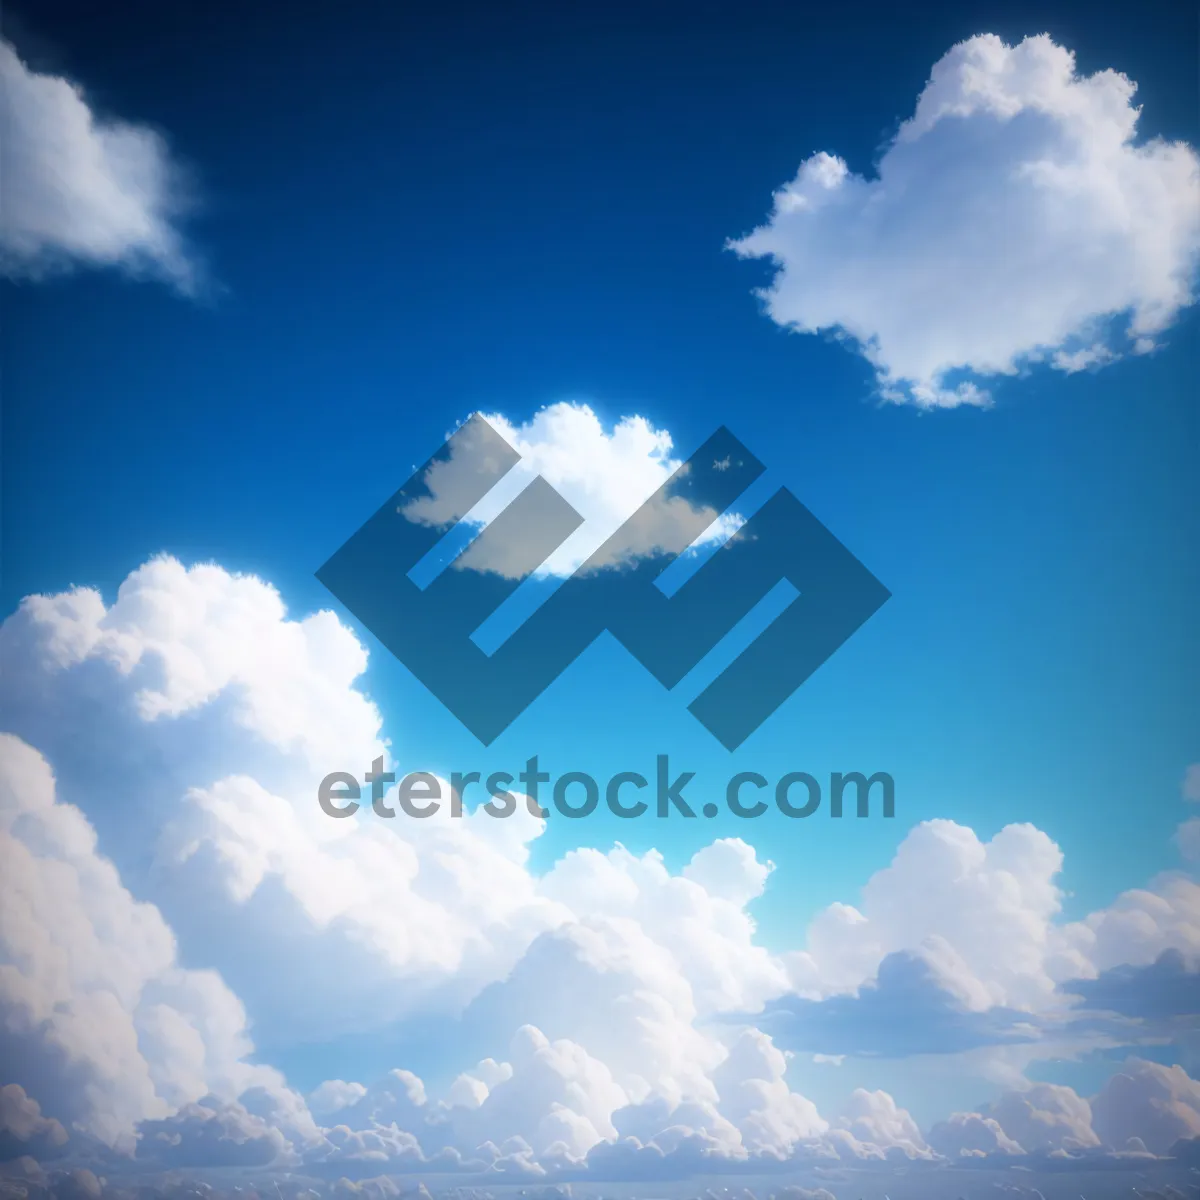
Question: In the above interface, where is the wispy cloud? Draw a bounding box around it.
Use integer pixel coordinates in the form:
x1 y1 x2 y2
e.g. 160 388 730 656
0 38 199 292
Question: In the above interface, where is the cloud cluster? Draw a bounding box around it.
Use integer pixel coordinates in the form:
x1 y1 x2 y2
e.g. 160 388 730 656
3 6 1200 1191
0 734 312 1148
730 33 1200 407
930 1062 1200 1161
0 555 1197 1178
17 1166 1200 1200
0 40 196 290
118 1051 1200 1177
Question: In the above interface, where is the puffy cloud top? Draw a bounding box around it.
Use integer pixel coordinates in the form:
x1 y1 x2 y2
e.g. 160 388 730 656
2 552 1199 1176
730 33 1200 407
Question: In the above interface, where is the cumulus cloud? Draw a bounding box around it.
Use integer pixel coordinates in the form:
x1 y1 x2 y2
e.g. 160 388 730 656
309 1082 369 1120
983 1082 1099 1153
729 33 1200 407
0 1085 67 1162
753 949 1043 1058
49 1168 102 1200
2 555 1199 1177
311 1032 924 1173
402 404 742 579
0 39 196 290
452 914 762 1136
709 1029 825 1154
777 816 1200 1026
1068 949 1200 1021
782 820 1076 1010
453 1025 629 1161
0 557 559 1034
0 558 803 1166
1058 873 1200 976
913 1066 1200 1162
831 1089 927 1158
1091 1059 1200 1156
926 1110 1024 1157
136 1099 292 1168
0 733 310 1147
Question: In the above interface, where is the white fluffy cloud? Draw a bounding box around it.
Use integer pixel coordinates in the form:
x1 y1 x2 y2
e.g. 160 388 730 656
457 1025 629 1160
0 733 305 1147
729 33 1200 407
925 1062 1200 1161
0 38 195 289
0 557 566 1034
831 1088 927 1158
983 1082 1099 1153
926 1110 1023 1158
308 1081 369 1120
1060 873 1200 975
404 404 741 579
781 818 1200 1016
783 820 1073 1010
0 557 802 1159
2 554 1198 1174
1091 1059 1200 1155
710 1030 826 1152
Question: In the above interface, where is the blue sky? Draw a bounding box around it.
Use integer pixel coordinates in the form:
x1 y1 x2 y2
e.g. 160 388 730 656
1 0 1199 1193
